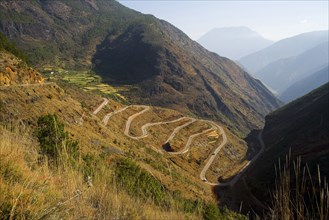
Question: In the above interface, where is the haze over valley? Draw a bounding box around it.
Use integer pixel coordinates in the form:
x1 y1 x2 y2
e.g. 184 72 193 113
0 0 328 219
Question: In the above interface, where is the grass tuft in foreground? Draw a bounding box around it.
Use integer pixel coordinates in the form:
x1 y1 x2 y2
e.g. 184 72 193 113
268 151 329 220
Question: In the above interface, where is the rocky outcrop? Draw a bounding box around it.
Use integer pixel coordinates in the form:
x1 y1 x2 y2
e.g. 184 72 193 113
0 50 44 85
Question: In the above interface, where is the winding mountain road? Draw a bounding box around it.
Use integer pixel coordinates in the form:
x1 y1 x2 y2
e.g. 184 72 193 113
102 106 130 125
124 105 150 138
164 118 196 144
129 116 190 139
92 99 265 187
168 127 216 155
199 124 227 186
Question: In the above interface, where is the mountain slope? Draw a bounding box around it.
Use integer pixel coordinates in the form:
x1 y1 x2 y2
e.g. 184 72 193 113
197 26 273 60
280 65 329 102
254 41 328 93
0 0 147 67
239 31 328 74
0 0 281 136
240 83 329 212
0 51 247 219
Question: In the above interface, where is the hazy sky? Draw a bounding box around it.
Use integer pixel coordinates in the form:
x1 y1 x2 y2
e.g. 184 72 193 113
118 1 329 41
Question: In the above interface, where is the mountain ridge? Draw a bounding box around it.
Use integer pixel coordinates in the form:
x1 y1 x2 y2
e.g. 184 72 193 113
239 30 328 74
254 41 328 93
280 65 329 102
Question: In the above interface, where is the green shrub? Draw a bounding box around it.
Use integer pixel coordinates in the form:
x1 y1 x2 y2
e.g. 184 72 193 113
0 160 23 183
203 203 221 220
114 158 211 215
115 158 172 209
81 153 102 177
36 114 79 165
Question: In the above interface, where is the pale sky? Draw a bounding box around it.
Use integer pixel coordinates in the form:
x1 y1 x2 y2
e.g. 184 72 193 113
118 0 329 41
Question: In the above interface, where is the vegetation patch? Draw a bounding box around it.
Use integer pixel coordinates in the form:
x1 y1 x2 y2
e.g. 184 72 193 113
0 32 29 63
115 157 173 209
113 157 245 219
36 114 79 165
115 158 203 213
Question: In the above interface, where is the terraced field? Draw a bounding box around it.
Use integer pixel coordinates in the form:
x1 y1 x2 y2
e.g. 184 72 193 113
44 68 128 102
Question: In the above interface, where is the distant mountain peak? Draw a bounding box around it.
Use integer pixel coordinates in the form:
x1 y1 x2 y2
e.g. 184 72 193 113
198 26 273 60
208 26 258 34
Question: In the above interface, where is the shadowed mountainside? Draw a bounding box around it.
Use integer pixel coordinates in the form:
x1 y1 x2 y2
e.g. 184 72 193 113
240 83 329 213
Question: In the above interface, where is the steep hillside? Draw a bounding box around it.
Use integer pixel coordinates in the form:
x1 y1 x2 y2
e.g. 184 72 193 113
238 83 329 214
254 41 328 93
239 31 328 74
0 0 145 67
0 80 249 219
0 0 281 137
198 26 273 60
280 65 329 102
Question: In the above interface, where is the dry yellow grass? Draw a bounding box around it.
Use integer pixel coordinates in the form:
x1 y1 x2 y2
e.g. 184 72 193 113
0 126 204 219
0 85 209 218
